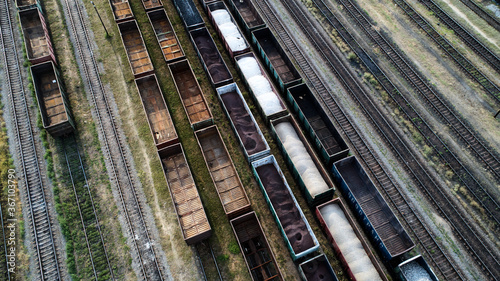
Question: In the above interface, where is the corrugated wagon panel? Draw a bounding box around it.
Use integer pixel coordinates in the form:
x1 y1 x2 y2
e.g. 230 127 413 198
227 0 265 36
118 20 154 78
168 59 213 130
286 84 349 166
147 9 185 63
332 156 414 261
19 7 54 65
135 74 178 149
158 144 212 245
109 0 134 22
31 61 74 137
251 27 302 93
194 125 251 218
140 0 162 11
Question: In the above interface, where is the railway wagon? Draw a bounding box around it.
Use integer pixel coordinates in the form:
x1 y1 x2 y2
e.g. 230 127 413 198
396 255 438 281
195 125 251 218
19 7 56 65
298 254 338 281
287 84 349 166
140 0 162 11
217 83 270 163
316 199 388 281
234 52 287 123
189 27 233 88
118 20 154 78
230 212 283 281
171 0 204 30
16 0 39 10
207 2 251 59
168 59 213 130
134 74 178 150
108 0 133 23
332 156 415 262
251 27 302 93
227 0 265 37
270 115 334 206
251 155 320 261
31 61 74 137
147 9 184 63
158 143 212 245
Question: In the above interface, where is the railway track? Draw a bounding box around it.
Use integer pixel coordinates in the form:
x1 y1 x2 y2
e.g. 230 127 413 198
456 0 500 31
0 0 62 280
195 241 223 281
253 0 500 279
60 0 166 279
391 0 500 106
61 134 115 280
417 0 500 74
320 0 500 227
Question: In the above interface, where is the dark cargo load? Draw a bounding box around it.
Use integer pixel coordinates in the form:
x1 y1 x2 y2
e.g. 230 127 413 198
252 155 319 261
251 27 302 93
147 9 184 63
135 74 178 149
270 115 334 206
169 59 213 130
207 1 251 59
194 125 251 218
171 0 204 30
158 144 212 245
316 199 388 281
118 20 154 78
298 254 338 281
287 84 349 166
31 61 74 137
230 212 283 281
217 83 270 162
109 0 133 22
333 156 415 261
234 52 287 122
189 27 233 88
227 0 265 36
19 7 56 65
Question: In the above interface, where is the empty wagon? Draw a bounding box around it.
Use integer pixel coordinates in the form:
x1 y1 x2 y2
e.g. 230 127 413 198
230 212 283 281
168 59 213 130
147 9 184 63
332 156 415 262
158 143 212 245
19 7 56 65
118 20 154 78
135 74 178 150
31 61 74 137
194 125 251 218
